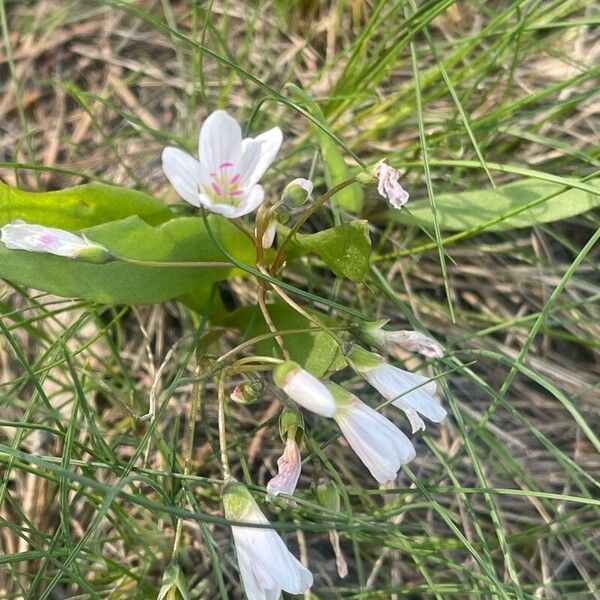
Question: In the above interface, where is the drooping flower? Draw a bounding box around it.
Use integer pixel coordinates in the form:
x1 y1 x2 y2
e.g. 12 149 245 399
357 320 444 358
162 110 282 218
329 381 416 483
266 435 302 502
349 346 446 433
386 329 444 358
282 177 313 207
223 481 313 600
0 220 112 263
273 361 415 483
374 160 409 209
273 362 337 418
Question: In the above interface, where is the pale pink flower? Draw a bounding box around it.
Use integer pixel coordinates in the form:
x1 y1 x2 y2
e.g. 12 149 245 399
374 160 409 209
162 110 282 218
0 220 110 263
266 435 301 502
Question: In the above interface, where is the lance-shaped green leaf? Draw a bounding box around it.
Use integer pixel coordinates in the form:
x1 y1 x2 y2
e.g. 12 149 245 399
0 215 255 305
0 181 174 229
389 177 600 232
287 83 363 212
219 301 345 377
281 220 371 282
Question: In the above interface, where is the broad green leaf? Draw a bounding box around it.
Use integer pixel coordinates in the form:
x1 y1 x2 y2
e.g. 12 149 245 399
0 215 255 305
391 178 600 231
282 220 371 282
220 301 345 377
287 83 363 212
0 181 174 229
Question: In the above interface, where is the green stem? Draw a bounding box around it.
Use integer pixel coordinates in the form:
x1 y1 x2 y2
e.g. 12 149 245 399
217 374 231 481
271 175 359 273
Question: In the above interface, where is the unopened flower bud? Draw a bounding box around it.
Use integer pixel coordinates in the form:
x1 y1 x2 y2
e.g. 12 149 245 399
261 218 277 249
278 407 304 442
157 563 189 600
230 382 262 404
282 178 313 207
315 478 348 578
315 478 341 512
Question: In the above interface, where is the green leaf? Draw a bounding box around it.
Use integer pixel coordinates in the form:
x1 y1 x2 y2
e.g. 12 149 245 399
0 215 255 305
391 178 600 231
220 302 345 377
282 220 371 282
0 181 174 229
286 84 363 212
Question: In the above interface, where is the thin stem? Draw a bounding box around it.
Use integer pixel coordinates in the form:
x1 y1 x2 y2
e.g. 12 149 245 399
217 373 231 481
271 175 359 273
257 286 290 359
118 256 232 268
171 366 202 560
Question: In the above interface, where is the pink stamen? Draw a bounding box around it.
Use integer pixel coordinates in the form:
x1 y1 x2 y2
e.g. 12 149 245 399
230 189 242 197
211 182 223 195
219 161 234 169
229 173 240 184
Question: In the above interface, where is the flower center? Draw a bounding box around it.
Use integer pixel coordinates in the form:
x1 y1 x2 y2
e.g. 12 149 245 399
205 161 243 205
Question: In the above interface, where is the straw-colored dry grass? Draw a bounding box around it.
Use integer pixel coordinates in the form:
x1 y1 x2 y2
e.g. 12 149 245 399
1 1 599 598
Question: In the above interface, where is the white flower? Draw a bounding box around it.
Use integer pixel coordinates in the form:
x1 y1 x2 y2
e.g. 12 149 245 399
274 362 415 484
350 346 446 434
331 384 415 483
162 110 282 218
374 160 409 209
0 220 111 263
223 482 313 600
266 435 301 502
358 321 444 358
273 362 337 418
384 330 443 358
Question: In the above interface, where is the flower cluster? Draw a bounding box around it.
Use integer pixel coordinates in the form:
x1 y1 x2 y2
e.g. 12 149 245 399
273 343 445 484
0 109 441 600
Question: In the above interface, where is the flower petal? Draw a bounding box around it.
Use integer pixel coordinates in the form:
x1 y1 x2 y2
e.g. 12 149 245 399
162 147 206 207
198 110 242 173
275 364 337 418
365 363 446 423
235 184 265 218
335 400 415 483
240 127 283 187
